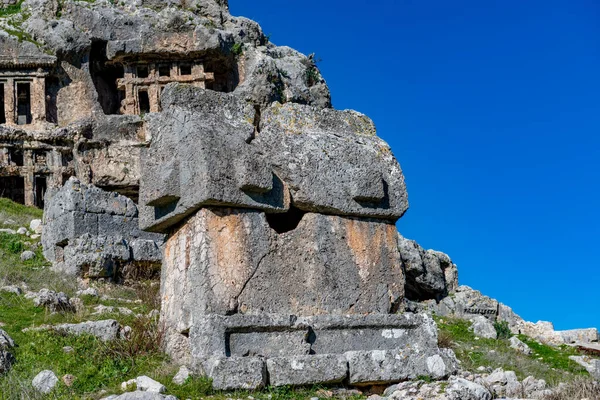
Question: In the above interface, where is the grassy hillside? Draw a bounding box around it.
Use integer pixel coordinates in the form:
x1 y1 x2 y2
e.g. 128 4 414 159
436 317 588 385
0 198 597 399
0 199 355 399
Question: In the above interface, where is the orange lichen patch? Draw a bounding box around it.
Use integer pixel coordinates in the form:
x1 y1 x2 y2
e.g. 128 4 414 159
345 218 387 282
207 208 255 295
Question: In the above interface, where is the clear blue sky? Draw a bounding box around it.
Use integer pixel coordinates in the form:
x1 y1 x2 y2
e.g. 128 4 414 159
229 0 600 330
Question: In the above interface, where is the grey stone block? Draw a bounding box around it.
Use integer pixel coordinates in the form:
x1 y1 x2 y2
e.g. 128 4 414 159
257 102 408 220
346 349 455 385
267 354 348 386
139 86 408 232
162 208 405 361
43 178 164 278
198 357 266 391
139 87 290 233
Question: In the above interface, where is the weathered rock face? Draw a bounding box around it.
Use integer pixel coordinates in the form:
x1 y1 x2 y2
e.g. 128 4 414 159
160 207 405 362
42 177 163 279
398 235 458 301
3 0 459 389
0 0 330 207
139 86 406 232
134 83 456 387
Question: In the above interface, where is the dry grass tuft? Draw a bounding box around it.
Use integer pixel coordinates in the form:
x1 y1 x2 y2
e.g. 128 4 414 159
545 377 600 400
437 329 454 349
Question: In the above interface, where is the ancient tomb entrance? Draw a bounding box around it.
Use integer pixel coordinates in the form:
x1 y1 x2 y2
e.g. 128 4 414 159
34 175 47 208
90 40 125 115
8 147 23 166
16 82 32 125
0 83 4 124
138 90 150 114
0 176 25 204
116 61 216 115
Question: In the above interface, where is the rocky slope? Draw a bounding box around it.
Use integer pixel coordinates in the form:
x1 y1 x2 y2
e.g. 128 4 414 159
0 0 599 399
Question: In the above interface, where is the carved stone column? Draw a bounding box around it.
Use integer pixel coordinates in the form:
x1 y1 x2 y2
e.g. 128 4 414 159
23 149 34 206
4 78 14 125
31 76 46 123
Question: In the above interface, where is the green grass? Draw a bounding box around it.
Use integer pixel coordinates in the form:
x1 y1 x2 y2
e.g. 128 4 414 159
0 198 42 229
518 335 587 373
0 291 171 399
436 316 590 386
0 199 365 399
0 1 22 17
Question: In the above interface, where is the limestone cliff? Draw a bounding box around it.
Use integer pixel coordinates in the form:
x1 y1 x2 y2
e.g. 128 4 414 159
0 0 330 206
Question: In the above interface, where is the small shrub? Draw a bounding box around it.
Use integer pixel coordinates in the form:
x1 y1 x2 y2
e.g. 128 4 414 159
279 69 290 79
100 315 165 363
7 239 24 254
305 66 320 86
437 330 454 349
231 42 243 56
494 320 512 339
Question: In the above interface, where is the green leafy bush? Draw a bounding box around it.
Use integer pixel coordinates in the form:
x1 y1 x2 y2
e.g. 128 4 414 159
494 320 512 339
231 42 243 56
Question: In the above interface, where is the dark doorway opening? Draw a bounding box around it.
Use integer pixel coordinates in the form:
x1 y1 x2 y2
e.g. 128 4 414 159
0 176 25 204
45 76 59 124
158 65 171 77
266 206 306 234
204 54 239 93
34 176 46 208
138 90 150 114
180 64 192 76
0 83 5 124
137 65 149 79
90 41 125 115
16 82 32 125
9 148 23 166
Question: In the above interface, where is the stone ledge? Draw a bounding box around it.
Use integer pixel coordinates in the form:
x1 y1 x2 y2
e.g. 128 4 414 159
186 313 457 390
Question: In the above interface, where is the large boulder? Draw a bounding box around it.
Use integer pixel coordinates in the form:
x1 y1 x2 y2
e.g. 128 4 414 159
42 178 164 279
139 86 407 232
397 235 458 301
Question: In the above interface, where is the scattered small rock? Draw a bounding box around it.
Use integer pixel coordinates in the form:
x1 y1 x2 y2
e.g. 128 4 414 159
28 289 74 313
70 297 85 314
470 316 497 339
0 228 16 235
446 376 492 400
0 329 16 374
172 365 190 385
509 336 532 355
30 219 43 234
20 250 36 261
32 370 59 394
62 374 76 387
16 227 28 235
76 287 99 297
0 286 22 295
122 376 166 393
32 320 124 341
63 346 74 353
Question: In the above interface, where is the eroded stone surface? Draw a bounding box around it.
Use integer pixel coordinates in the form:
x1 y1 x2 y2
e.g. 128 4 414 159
139 86 408 232
398 234 458 301
160 207 405 363
42 177 163 278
